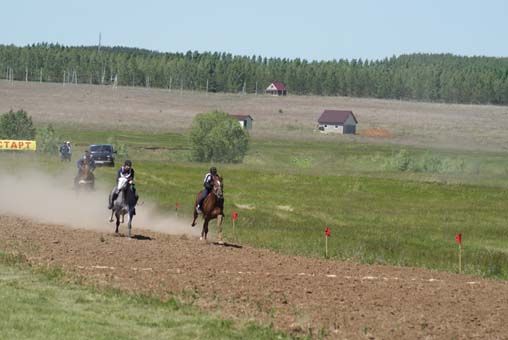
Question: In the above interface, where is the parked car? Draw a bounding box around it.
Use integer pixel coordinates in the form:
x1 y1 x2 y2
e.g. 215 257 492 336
89 144 115 167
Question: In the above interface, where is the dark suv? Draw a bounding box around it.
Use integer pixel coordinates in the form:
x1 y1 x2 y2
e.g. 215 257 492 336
89 144 115 167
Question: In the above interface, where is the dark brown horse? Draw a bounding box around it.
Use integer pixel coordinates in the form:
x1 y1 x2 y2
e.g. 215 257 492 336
191 175 224 242
74 162 95 190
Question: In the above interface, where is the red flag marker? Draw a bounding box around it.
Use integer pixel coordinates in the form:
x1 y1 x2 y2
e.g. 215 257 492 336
324 227 331 258
231 211 239 241
455 233 463 273
455 233 462 245
175 201 180 216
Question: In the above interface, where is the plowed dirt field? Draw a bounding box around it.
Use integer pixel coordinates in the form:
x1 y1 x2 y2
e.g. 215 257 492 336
1 215 507 339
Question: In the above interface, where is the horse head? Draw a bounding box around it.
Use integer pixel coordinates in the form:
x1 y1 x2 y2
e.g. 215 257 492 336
212 175 223 199
117 176 130 191
80 162 90 177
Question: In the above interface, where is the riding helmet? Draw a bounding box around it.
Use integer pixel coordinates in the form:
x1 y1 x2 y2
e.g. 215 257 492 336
124 160 132 167
210 166 217 175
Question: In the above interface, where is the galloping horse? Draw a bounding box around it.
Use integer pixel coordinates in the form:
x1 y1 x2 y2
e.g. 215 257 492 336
109 177 137 237
74 162 94 190
191 175 225 242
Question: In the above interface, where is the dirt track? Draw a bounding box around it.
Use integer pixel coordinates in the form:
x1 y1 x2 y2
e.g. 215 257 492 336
1 215 507 339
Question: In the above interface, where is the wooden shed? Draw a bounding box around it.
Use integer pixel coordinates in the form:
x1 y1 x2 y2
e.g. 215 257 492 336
231 114 254 130
317 110 358 134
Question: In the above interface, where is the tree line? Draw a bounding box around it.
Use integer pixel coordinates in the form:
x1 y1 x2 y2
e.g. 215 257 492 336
1 43 508 105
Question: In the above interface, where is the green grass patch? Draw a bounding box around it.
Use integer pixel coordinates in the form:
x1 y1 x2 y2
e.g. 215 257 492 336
2 126 508 279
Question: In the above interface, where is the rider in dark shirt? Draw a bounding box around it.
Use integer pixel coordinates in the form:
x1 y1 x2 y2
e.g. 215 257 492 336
108 160 138 209
59 141 72 160
74 150 95 185
76 150 96 171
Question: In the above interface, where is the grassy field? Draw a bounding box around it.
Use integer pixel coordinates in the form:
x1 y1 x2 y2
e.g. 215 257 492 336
0 253 287 340
3 126 508 279
2 81 508 152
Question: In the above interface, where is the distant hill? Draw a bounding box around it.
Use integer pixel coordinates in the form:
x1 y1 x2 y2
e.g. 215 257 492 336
1 43 507 105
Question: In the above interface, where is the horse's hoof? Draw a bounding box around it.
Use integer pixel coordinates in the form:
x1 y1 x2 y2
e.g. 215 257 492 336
217 240 225 245
199 236 203 241
109 219 114 223
191 223 196 227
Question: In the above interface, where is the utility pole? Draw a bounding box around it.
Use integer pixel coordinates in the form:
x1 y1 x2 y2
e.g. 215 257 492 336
39 68 43 83
169 76 172 92
98 32 101 52
25 67 28 82
255 81 258 95
206 79 209 95
63 70 66 86
242 81 246 95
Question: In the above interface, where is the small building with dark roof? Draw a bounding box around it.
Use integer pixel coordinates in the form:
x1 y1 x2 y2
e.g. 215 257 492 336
265 81 287 96
317 110 358 134
230 114 254 130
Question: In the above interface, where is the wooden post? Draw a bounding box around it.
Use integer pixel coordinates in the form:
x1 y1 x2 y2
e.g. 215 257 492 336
325 235 328 258
232 211 238 242
455 233 463 273
459 244 462 273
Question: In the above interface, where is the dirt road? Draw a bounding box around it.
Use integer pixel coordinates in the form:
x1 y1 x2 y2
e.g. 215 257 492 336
0 215 507 339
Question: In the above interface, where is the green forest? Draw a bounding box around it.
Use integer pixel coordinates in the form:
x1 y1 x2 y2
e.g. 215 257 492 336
1 43 508 105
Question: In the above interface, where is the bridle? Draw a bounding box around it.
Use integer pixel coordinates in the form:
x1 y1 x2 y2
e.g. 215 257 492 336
212 175 223 199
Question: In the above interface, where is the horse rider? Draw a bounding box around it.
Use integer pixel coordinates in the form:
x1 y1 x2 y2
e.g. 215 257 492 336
108 160 138 209
196 166 219 214
76 150 95 178
59 141 72 160
77 150 96 170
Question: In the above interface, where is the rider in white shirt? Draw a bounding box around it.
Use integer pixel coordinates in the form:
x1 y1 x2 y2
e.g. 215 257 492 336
196 166 218 213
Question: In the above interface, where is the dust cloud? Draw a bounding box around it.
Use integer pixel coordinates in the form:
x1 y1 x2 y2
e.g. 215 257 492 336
0 171 201 237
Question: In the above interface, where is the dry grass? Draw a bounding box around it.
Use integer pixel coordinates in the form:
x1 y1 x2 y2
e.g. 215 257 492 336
1 80 508 151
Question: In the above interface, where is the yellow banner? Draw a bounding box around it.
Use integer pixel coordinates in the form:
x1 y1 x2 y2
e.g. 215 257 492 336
0 140 37 151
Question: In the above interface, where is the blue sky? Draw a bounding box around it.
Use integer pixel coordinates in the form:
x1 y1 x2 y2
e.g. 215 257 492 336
2 0 507 61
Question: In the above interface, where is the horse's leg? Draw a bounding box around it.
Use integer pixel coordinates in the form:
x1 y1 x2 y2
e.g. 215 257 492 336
191 201 198 227
115 212 120 233
109 209 114 223
216 214 224 244
200 219 209 241
127 210 133 238
121 212 125 224
191 209 198 227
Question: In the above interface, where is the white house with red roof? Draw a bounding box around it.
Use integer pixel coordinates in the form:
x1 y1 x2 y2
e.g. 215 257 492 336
317 110 358 134
265 81 287 96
